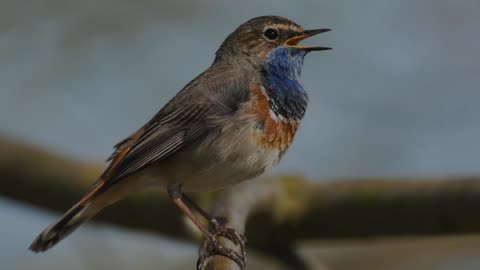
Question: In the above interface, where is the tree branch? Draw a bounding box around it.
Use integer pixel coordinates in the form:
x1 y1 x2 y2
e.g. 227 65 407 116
2 136 480 269
201 180 279 270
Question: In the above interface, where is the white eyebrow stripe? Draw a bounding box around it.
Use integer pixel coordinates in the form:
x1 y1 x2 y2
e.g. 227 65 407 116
263 23 304 33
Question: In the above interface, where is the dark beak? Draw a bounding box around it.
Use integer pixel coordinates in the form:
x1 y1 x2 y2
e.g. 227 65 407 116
284 28 331 52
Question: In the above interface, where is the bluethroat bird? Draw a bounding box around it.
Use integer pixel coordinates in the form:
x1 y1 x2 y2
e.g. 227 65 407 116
29 15 330 269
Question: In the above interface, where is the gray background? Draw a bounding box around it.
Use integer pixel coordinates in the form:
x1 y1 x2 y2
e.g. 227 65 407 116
1 0 479 269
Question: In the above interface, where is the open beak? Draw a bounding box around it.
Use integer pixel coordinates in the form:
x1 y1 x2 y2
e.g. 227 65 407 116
284 28 331 52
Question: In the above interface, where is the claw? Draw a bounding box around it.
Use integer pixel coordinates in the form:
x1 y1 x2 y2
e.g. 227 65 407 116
197 237 246 270
210 218 247 257
215 227 247 259
197 220 248 270
212 219 247 243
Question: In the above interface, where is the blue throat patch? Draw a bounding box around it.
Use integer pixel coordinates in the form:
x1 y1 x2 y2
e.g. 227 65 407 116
262 47 308 120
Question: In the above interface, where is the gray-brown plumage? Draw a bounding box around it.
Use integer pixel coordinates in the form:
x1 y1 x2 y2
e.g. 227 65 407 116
29 15 330 269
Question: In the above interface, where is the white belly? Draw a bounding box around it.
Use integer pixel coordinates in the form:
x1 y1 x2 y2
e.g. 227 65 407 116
154 123 281 192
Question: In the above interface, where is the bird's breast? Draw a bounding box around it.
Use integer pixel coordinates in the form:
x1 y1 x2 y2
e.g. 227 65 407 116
249 84 301 154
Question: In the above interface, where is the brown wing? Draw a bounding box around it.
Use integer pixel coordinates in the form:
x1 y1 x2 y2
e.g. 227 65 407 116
93 104 211 194
90 65 252 195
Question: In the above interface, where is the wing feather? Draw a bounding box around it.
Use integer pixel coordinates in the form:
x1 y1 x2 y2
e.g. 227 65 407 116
114 130 185 179
95 65 253 192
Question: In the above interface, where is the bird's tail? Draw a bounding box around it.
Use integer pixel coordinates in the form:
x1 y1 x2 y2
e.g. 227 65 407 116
29 183 105 252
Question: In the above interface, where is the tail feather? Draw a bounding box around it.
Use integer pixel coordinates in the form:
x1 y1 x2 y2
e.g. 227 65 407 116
29 202 93 252
29 180 107 252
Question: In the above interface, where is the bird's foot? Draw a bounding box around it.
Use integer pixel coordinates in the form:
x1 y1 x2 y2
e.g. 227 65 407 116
196 218 247 270
197 236 246 270
210 218 247 250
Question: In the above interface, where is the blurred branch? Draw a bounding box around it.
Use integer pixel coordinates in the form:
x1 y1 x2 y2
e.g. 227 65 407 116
201 180 278 270
0 137 187 239
200 180 312 270
2 136 480 268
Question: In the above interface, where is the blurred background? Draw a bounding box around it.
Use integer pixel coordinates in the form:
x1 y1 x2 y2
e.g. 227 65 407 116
1 0 480 269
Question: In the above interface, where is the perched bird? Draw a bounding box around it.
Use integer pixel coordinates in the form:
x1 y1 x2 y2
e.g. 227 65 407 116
29 15 330 269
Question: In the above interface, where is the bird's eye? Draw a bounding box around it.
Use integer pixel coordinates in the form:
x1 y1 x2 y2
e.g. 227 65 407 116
263 28 279 41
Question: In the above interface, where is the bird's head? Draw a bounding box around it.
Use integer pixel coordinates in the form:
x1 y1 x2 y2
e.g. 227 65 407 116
215 16 331 65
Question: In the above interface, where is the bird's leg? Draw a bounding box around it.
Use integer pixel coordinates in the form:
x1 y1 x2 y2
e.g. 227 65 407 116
180 193 214 221
167 186 246 270
181 193 247 250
